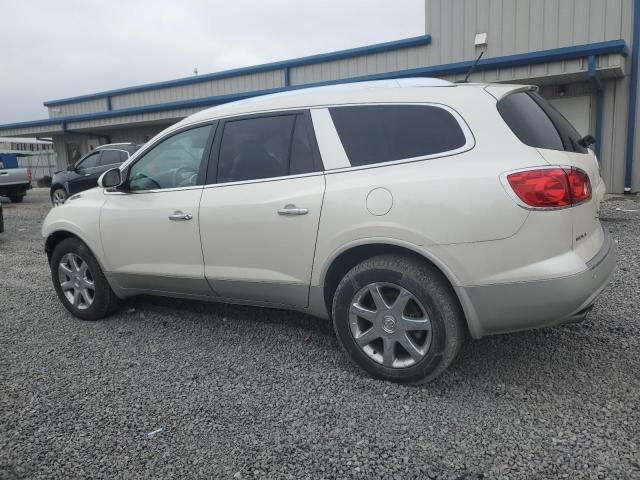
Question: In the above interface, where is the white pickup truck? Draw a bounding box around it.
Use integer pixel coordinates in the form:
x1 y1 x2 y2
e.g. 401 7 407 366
0 159 31 203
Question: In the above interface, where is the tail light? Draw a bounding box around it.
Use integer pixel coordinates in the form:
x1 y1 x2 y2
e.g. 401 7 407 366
505 167 591 209
27 169 32 181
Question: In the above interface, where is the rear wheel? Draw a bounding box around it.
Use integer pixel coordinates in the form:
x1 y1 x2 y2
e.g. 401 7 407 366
9 194 24 203
332 254 465 384
51 188 67 206
50 237 121 320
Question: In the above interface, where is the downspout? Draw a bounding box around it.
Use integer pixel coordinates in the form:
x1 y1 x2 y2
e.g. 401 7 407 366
587 55 604 159
624 0 640 192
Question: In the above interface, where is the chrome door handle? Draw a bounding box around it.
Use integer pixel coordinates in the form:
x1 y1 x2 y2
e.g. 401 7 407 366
278 205 308 216
169 211 193 221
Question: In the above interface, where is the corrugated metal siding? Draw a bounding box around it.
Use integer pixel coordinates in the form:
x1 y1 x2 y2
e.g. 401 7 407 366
289 45 430 85
17 153 57 181
66 107 204 130
0 124 63 136
49 98 108 117
426 0 633 62
110 70 283 110
108 126 168 145
599 77 630 193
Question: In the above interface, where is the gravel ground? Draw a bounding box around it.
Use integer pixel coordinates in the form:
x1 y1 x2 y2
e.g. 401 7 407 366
1 188 639 480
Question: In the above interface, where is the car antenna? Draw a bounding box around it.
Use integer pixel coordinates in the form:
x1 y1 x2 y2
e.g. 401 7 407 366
456 52 484 83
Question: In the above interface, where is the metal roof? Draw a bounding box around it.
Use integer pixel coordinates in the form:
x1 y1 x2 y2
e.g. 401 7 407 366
0 38 629 134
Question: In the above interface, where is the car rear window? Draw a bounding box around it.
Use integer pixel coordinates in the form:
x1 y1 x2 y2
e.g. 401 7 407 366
329 105 467 167
497 91 588 154
99 150 122 166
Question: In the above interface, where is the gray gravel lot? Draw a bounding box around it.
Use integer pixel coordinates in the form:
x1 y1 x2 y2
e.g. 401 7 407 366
1 188 639 479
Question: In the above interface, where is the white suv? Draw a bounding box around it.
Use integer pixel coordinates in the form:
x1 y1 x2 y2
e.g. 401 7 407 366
43 79 615 383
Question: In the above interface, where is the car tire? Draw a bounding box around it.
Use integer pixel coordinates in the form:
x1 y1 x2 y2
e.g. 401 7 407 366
50 237 121 320
332 254 466 384
51 188 67 206
9 194 24 203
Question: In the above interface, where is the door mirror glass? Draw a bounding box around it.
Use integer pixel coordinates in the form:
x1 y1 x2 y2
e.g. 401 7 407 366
98 168 122 188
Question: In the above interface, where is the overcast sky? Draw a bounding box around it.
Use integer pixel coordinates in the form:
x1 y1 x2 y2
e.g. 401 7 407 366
0 0 424 124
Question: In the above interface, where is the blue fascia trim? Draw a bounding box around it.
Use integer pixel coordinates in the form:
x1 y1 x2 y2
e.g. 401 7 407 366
587 55 604 158
624 0 640 191
1 39 630 133
587 55 603 91
394 39 628 78
43 35 432 106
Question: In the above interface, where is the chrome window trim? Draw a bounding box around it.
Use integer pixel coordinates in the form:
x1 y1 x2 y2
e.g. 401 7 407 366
104 171 324 195
111 101 475 192
203 171 323 190
104 184 204 195
319 102 476 173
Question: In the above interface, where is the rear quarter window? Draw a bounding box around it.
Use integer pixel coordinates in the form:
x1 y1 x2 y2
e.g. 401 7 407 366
329 104 468 167
497 91 588 154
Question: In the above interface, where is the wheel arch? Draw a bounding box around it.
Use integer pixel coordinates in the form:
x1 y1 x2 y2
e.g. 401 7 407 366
45 229 104 271
318 240 475 336
50 184 66 197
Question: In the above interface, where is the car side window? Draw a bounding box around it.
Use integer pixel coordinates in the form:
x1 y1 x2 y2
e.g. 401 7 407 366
77 152 101 170
99 150 121 166
118 151 129 163
329 105 467 167
216 115 296 183
128 125 213 192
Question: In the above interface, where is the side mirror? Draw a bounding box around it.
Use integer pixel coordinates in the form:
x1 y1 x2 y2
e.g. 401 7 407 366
98 168 123 189
67 164 76 172
578 134 596 148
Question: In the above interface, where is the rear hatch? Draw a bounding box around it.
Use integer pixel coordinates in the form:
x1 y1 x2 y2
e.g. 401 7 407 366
495 89 605 262
0 166 31 186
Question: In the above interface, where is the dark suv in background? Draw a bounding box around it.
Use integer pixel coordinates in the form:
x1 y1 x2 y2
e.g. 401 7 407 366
50 143 140 205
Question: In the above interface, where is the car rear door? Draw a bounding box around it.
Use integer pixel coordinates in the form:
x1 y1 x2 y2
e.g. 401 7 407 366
198 111 325 307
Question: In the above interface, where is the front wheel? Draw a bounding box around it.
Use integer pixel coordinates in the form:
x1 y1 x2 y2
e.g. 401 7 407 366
50 237 121 320
332 254 466 384
51 188 67 206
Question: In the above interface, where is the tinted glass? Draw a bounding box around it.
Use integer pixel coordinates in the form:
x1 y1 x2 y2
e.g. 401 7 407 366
118 151 129 162
128 125 212 191
529 92 588 153
217 115 296 183
329 105 467 166
77 152 101 169
99 150 122 166
122 144 140 154
497 92 587 153
289 116 315 175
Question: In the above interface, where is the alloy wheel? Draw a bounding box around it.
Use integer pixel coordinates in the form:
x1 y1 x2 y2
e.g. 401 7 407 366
52 190 67 206
58 253 95 310
349 282 432 368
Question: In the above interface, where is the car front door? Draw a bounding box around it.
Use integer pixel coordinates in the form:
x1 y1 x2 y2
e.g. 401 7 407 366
67 151 102 195
100 123 217 297
199 112 325 307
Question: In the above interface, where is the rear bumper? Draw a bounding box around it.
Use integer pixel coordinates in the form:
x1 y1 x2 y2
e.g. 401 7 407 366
458 228 615 338
0 181 31 192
